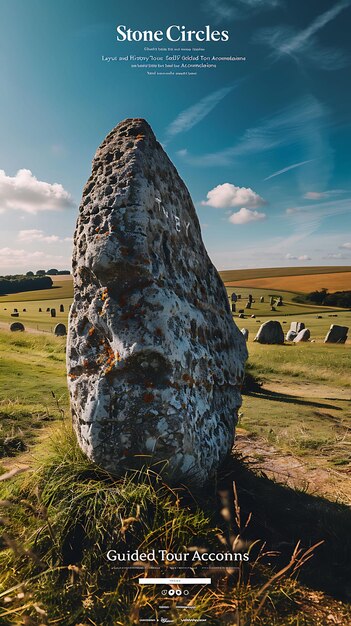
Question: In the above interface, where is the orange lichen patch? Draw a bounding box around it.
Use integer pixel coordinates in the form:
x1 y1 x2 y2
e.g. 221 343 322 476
68 373 78 380
136 133 145 140
143 392 154 403
101 289 108 301
88 327 95 337
95 227 100 233
155 328 163 337
182 373 195 386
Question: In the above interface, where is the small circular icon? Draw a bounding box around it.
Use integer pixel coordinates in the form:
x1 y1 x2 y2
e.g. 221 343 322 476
168 589 175 596
161 589 167 595
183 589 189 596
176 589 182 596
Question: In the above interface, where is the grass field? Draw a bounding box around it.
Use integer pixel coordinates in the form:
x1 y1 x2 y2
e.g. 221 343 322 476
0 264 350 624
226 272 351 292
219 265 351 283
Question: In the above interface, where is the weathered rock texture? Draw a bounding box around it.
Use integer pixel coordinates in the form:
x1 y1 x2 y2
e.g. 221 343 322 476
286 329 297 341
324 325 349 344
241 328 249 341
67 118 248 485
293 328 310 342
254 320 284 344
290 321 305 333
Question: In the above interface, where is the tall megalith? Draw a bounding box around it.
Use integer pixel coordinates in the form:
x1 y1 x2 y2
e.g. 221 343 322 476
67 118 248 485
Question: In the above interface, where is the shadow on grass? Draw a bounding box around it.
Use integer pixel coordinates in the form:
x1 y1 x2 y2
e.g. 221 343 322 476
205 453 351 602
246 387 342 411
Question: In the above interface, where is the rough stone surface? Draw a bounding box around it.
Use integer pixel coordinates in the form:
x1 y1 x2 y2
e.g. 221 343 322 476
67 118 248 485
293 328 310 342
286 329 297 341
290 321 305 333
54 323 67 336
324 324 349 344
241 328 249 341
254 320 284 344
10 322 24 332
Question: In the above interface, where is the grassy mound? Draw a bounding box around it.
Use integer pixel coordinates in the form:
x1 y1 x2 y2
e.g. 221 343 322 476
1 426 349 625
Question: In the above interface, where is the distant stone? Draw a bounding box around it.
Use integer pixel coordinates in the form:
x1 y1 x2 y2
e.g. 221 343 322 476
324 325 348 344
11 312 19 318
241 328 249 341
271 306 276 311
14 308 18 313
245 301 251 309
46 307 50 312
39 308 42 312
60 304 65 313
231 303 236 313
290 321 305 333
254 320 284 344
260 296 264 303
67 117 248 486
10 322 24 332
286 329 297 341
316 315 322 319
238 313 245 318
248 294 253 303
231 293 237 302
54 323 67 336
270 297 275 306
22 308 26 312
251 314 256 318
50 308 56 318
293 328 310 342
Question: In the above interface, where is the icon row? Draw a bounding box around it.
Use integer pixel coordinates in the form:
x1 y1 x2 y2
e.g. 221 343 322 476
161 589 189 596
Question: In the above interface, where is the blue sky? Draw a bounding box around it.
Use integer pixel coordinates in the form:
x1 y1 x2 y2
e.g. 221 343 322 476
0 0 350 272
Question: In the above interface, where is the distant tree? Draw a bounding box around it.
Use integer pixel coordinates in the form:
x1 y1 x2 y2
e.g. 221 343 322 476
26 271 34 276
47 268 59 275
36 270 46 276
57 270 71 275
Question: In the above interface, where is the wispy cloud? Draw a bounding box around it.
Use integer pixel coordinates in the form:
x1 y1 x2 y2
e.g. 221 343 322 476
285 253 311 261
303 189 347 200
163 84 235 144
255 1 350 70
264 159 314 181
17 229 72 245
340 242 351 249
178 96 330 178
205 0 282 22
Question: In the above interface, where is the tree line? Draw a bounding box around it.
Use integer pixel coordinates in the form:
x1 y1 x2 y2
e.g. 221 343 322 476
0 275 53 296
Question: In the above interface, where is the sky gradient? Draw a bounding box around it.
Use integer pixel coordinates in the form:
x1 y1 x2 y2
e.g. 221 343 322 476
0 0 350 273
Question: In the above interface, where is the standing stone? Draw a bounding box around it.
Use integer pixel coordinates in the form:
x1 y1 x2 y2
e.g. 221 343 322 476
14 308 18 313
254 320 284 344
231 292 237 303
54 323 67 336
248 294 253 303
290 321 305 333
286 329 297 341
11 312 19 318
293 328 310 342
67 118 248 486
231 303 236 313
10 322 25 332
270 297 275 306
60 304 65 313
245 301 251 309
324 325 348 344
241 328 249 341
260 296 264 303
46 307 50 312
39 308 42 312
50 308 56 318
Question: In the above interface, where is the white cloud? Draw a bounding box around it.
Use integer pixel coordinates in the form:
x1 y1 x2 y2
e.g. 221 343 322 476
286 207 306 215
340 242 351 249
164 84 235 143
18 229 60 244
304 189 347 200
285 253 311 261
324 253 350 259
202 183 265 209
0 169 74 213
229 207 266 224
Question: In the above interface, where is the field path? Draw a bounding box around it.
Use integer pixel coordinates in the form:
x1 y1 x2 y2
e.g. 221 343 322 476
235 430 351 504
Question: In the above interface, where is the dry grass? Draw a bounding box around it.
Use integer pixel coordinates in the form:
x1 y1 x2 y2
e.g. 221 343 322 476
224 272 351 293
